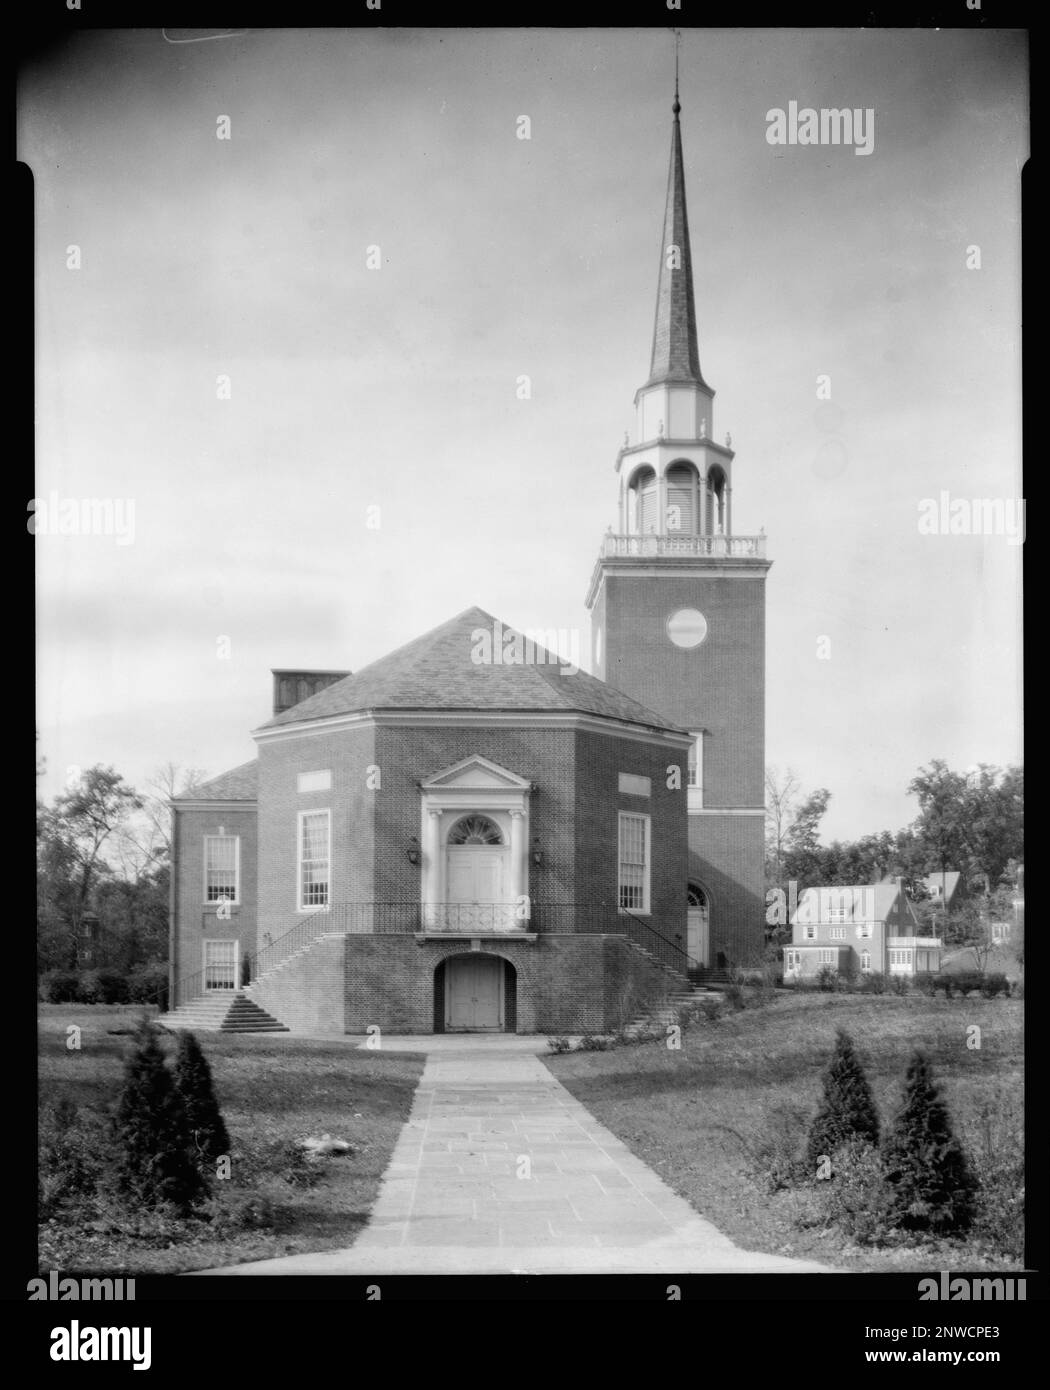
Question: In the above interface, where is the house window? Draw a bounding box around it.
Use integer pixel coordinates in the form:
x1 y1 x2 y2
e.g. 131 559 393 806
827 907 849 924
804 925 816 941
204 835 239 904
830 927 846 940
889 949 913 968
819 949 836 965
203 939 238 992
298 810 331 910
618 812 650 913
687 734 703 789
785 950 800 969
860 950 871 972
856 922 872 938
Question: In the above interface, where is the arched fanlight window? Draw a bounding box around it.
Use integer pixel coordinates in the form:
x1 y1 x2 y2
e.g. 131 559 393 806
627 466 658 534
687 884 708 909
448 815 504 846
666 463 698 535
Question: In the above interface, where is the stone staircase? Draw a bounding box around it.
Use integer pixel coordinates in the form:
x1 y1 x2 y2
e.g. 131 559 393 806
621 983 720 1039
156 990 289 1034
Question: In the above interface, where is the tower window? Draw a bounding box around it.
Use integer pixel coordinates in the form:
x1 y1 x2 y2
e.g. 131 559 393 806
687 733 703 789
617 811 651 914
666 463 699 534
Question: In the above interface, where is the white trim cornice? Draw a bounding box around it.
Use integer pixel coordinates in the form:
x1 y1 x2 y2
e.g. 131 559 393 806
253 708 693 749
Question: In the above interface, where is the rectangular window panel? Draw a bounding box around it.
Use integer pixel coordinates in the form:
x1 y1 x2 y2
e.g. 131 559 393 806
687 734 703 788
830 927 846 940
299 810 330 909
204 835 239 903
298 769 332 794
618 773 651 797
618 812 649 913
204 939 237 991
819 949 835 964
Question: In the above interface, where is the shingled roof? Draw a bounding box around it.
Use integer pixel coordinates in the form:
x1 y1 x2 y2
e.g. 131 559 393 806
644 90 710 392
256 607 687 735
174 760 258 802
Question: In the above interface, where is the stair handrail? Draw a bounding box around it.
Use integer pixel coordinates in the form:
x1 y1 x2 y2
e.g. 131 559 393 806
619 908 691 977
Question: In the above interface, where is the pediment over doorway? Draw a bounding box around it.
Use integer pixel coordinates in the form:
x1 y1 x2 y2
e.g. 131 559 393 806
421 754 532 792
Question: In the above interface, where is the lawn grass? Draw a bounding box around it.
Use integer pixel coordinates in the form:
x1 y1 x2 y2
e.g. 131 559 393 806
38 1005 425 1274
545 990 1024 1272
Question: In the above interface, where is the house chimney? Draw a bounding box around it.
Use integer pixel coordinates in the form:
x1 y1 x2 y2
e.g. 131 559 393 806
271 669 351 718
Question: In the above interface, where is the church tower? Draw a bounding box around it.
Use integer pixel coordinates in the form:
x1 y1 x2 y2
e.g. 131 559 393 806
584 79 771 968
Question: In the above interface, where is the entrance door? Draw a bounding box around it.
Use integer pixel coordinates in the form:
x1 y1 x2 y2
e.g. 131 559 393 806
204 939 238 992
446 846 508 931
686 887 709 966
446 955 503 1031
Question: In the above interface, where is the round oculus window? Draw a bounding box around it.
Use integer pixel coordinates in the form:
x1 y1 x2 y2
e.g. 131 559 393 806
667 608 708 648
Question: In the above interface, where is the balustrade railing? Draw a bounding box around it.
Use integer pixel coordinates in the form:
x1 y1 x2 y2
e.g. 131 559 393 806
602 533 765 559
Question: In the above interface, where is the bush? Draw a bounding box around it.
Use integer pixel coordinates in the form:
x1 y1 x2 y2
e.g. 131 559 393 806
204 1189 276 1235
746 1104 809 1193
698 997 724 1022
113 1018 206 1212
859 971 887 995
965 1099 1024 1262
980 972 1011 999
579 1034 615 1051
819 1139 895 1244
880 1050 977 1236
815 966 840 993
805 1029 880 1175
128 964 169 1011
888 973 910 995
40 970 81 1004
38 1099 112 1218
85 968 130 1005
722 980 746 1010
546 1036 573 1054
173 1031 230 1169
950 971 986 997
914 972 939 997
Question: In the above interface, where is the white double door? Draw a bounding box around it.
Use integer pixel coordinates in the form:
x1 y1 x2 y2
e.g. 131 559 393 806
445 845 513 931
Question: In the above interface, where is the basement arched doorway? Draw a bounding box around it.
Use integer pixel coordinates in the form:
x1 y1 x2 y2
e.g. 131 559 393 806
433 955 517 1034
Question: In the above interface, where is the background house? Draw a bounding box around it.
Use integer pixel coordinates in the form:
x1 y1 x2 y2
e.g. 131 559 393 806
784 880 942 980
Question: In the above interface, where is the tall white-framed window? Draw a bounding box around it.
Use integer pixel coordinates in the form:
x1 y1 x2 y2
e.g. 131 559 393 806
860 949 871 972
785 949 801 969
203 939 238 992
686 733 704 808
204 835 240 904
618 811 651 914
298 809 331 910
819 948 836 965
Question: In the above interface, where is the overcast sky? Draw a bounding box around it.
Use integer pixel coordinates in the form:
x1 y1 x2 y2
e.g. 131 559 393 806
24 27 1026 841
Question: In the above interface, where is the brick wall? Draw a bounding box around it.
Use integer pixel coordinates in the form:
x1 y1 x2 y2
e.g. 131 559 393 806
172 803 258 991
600 568 767 806
255 723 377 945
688 811 765 966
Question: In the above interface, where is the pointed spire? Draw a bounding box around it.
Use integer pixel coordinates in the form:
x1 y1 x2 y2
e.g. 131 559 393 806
644 60 708 391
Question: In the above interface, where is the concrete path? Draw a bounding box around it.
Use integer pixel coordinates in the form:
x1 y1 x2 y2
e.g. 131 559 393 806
202 1035 833 1275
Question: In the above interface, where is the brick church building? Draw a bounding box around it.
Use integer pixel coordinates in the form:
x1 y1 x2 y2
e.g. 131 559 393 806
164 86 772 1035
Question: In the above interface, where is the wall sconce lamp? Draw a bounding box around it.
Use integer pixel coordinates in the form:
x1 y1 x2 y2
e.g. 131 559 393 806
406 837 421 866
532 838 544 868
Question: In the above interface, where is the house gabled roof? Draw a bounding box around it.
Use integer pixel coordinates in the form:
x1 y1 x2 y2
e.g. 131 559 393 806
255 607 688 737
791 882 910 925
923 870 962 900
173 760 258 802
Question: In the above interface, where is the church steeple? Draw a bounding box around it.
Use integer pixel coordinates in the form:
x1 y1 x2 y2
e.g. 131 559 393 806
644 79 709 391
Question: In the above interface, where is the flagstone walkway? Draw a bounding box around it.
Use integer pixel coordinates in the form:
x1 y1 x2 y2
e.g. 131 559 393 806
202 1035 833 1275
